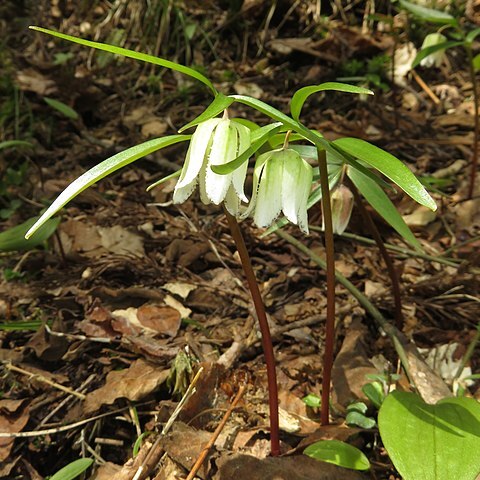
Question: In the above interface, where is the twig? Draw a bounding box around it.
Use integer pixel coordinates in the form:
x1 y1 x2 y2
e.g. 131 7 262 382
131 367 204 480
4 362 86 400
0 407 130 438
185 383 247 480
454 322 480 380
411 70 441 104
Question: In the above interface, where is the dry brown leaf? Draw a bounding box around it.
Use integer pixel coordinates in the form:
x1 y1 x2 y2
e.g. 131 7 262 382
84 359 169 414
0 400 30 462
16 68 57 95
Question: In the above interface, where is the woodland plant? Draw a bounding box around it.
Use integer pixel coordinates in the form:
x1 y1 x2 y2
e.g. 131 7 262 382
26 25 437 457
398 0 480 198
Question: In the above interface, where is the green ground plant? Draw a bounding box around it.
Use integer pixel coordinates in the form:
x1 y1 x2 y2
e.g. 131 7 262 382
25 25 436 461
399 0 480 199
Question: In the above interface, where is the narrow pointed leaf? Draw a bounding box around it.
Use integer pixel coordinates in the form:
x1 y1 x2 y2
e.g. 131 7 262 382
211 122 282 175
291 82 373 121
29 26 216 95
178 93 234 132
412 41 464 68
0 217 60 252
333 138 436 210
304 440 370 471
399 0 458 25
348 167 423 251
0 140 33 151
146 169 181 191
50 458 94 480
26 135 190 239
44 97 79 120
466 27 480 44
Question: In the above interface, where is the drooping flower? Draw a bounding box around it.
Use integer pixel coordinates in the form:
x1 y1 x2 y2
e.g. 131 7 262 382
322 184 354 235
420 32 447 68
173 112 251 214
242 148 313 233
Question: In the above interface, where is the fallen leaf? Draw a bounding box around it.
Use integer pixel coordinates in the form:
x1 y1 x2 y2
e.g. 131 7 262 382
0 399 30 462
84 359 169 414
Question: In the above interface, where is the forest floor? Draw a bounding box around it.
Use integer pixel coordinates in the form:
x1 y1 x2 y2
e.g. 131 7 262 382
1 1 479 479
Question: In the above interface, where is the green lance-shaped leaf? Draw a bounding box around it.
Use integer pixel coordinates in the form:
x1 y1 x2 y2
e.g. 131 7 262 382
347 166 423 252
379 391 480 480
0 217 60 252
29 26 217 95
0 140 33 151
50 458 94 480
290 82 373 122
26 135 190 239
211 122 283 175
399 0 458 25
178 93 234 132
412 41 464 68
304 440 371 471
333 137 437 211
473 53 480 73
44 97 79 120
466 27 480 44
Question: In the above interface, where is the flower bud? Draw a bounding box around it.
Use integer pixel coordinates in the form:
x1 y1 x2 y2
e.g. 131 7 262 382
322 184 354 235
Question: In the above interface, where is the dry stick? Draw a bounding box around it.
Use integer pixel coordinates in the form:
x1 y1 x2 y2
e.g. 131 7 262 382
467 44 480 200
185 383 247 480
411 70 441 105
4 362 86 400
317 149 336 426
346 177 404 329
275 229 412 382
225 211 280 457
454 322 480 381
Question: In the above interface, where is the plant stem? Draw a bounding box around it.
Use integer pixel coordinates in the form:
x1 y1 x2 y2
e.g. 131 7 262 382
318 149 336 426
224 211 280 456
346 177 404 329
275 229 412 383
467 44 479 199
454 322 480 381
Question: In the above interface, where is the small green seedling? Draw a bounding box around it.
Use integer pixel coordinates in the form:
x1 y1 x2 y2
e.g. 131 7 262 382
49 458 93 480
24 25 436 456
304 439 370 471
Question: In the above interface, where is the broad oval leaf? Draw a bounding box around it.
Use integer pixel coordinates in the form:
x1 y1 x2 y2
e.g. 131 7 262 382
0 217 60 252
291 82 373 121
334 137 437 211
29 26 217 95
211 122 283 175
379 391 480 480
178 93 234 132
26 135 190 239
347 166 423 252
50 458 94 480
304 440 371 471
399 0 458 25
412 41 464 68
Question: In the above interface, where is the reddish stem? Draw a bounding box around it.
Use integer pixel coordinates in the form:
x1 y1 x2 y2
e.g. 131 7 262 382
225 211 280 456
318 149 336 426
467 45 479 200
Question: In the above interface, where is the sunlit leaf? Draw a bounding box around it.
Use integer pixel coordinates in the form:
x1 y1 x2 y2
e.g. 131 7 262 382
473 53 480 73
334 137 437 211
178 93 234 132
50 458 93 480
304 440 371 471
399 0 458 25
466 27 480 44
26 135 190 239
347 166 423 251
29 26 217 95
379 392 480 480
412 41 464 68
291 82 373 121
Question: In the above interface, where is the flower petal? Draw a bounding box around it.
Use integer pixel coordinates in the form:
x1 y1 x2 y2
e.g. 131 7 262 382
231 122 251 203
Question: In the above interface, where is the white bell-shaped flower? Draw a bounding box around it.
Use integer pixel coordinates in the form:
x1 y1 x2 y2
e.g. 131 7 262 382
322 184 354 235
242 148 313 233
420 33 447 68
173 112 251 214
